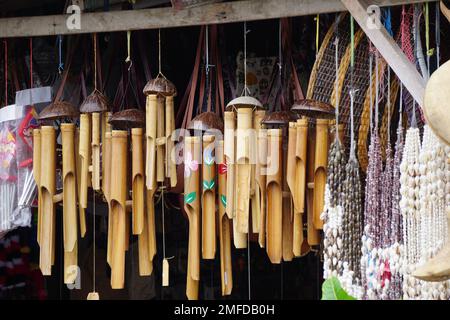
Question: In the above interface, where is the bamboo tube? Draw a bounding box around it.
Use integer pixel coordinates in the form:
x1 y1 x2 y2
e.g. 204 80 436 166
184 136 201 299
79 114 90 210
224 111 246 248
61 124 78 284
257 125 268 248
306 124 320 246
145 95 157 191
91 112 101 190
156 95 165 183
251 110 265 234
165 96 177 187
146 189 157 274
75 129 86 238
285 123 297 260
33 129 41 246
202 134 216 259
102 112 112 193
104 132 113 267
293 119 308 256
39 126 56 275
313 119 329 230
132 128 145 235
282 195 294 262
266 129 282 264
217 140 233 295
235 108 252 234
138 205 152 276
110 130 128 289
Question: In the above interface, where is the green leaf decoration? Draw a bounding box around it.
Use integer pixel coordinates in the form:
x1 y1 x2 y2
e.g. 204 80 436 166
184 192 196 204
321 277 357 300
202 179 215 190
220 194 227 208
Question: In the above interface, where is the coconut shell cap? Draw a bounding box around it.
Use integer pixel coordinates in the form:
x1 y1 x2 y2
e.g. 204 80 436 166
38 100 79 120
80 89 111 113
187 111 224 133
261 110 298 126
226 96 263 111
108 108 145 129
143 77 177 97
291 99 335 119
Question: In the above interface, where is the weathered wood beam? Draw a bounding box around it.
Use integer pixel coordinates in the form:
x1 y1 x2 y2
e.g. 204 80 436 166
0 0 432 38
341 0 426 106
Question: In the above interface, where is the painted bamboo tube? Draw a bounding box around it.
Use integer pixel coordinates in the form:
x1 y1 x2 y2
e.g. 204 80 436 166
293 118 308 256
156 95 165 183
184 136 201 299
61 124 78 284
91 112 101 190
145 95 157 191
39 126 56 275
165 96 177 187
75 129 86 238
202 135 216 260
146 189 157 275
132 128 144 235
251 110 265 234
79 114 90 209
103 132 113 267
235 108 252 234
266 129 282 264
217 140 232 295
33 129 41 246
313 119 329 230
306 124 320 246
110 130 128 289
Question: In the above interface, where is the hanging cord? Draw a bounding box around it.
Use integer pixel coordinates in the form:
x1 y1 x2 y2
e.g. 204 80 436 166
157 29 167 79
349 15 357 160
399 83 403 127
436 1 440 68
387 66 391 143
92 36 99 91
424 2 432 79
315 14 320 57
375 52 379 131
30 38 33 89
4 40 7 106
369 51 373 133
277 19 283 111
58 35 64 73
334 19 340 138
242 22 251 97
92 189 96 293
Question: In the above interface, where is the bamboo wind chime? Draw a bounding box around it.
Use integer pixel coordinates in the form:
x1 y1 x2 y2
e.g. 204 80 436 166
34 36 80 284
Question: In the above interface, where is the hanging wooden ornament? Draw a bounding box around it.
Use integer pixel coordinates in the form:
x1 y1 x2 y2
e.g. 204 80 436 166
266 129 283 264
184 136 201 300
217 140 233 295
